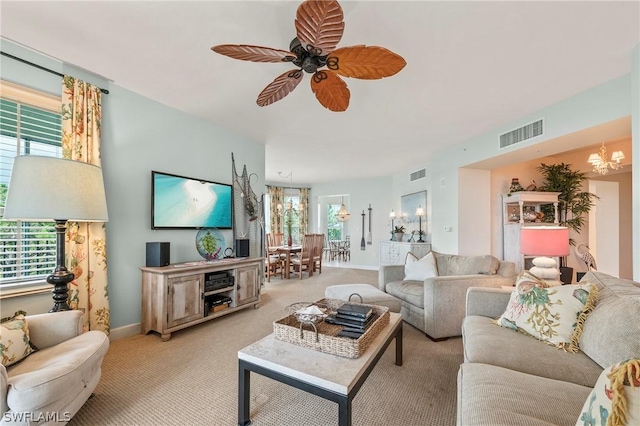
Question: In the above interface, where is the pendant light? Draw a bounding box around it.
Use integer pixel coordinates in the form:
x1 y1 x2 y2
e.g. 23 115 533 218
335 197 351 222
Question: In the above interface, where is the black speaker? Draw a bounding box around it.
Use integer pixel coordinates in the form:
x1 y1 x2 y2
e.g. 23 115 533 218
146 242 170 267
235 239 250 258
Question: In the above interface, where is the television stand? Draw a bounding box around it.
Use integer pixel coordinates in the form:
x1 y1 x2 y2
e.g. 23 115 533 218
140 257 262 341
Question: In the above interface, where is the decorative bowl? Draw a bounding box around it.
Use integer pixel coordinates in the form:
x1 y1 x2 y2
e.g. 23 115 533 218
285 302 330 324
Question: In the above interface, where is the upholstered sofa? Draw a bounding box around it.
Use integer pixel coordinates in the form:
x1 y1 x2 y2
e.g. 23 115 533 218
1 310 109 425
378 251 517 340
457 271 640 426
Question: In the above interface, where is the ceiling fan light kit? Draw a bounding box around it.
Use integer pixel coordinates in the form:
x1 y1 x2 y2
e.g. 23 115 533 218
211 0 406 112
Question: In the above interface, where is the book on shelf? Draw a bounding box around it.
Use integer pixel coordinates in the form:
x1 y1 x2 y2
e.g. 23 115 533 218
336 303 373 319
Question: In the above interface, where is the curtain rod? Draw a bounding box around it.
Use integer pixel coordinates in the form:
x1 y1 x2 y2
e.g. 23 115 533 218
267 184 310 190
1 51 109 94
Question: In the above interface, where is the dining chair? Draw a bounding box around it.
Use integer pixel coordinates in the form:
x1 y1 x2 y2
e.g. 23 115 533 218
272 232 284 247
264 240 282 282
312 233 324 274
322 235 332 260
339 235 351 261
329 239 340 261
290 234 314 279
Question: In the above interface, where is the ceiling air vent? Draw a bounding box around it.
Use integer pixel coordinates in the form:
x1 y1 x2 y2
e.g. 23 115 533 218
500 119 543 148
410 168 426 181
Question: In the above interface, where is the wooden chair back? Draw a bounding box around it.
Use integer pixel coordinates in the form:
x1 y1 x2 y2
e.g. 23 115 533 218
272 233 284 247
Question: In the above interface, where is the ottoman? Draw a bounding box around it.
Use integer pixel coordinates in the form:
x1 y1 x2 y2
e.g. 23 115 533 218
324 284 401 313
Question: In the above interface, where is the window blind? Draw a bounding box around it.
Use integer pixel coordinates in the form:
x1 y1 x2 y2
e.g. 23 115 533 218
0 98 62 286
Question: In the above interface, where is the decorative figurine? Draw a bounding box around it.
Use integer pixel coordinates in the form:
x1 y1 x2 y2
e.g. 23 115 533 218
509 178 524 193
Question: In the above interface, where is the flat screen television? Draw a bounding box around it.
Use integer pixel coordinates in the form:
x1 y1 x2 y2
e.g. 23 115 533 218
151 171 233 230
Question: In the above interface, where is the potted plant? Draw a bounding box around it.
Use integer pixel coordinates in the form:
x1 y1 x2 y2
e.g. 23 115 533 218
393 225 405 242
536 162 598 283
284 211 294 246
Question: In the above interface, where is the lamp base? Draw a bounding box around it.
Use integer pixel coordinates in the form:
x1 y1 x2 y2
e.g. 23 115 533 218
47 271 74 312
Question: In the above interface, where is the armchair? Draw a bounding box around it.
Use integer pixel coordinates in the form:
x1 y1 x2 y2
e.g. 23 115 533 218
1 310 109 425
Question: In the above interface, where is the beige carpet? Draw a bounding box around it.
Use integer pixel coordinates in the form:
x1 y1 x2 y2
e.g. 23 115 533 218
70 267 463 426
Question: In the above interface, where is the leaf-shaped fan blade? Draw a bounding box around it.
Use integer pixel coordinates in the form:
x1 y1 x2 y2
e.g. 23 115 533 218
327 46 407 79
295 0 344 56
212 45 296 63
257 69 304 107
310 70 349 112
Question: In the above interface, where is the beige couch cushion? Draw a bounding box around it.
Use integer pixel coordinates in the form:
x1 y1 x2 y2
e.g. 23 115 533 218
7 330 109 412
457 363 592 426
432 251 498 276
463 315 603 387
386 280 424 308
578 271 640 369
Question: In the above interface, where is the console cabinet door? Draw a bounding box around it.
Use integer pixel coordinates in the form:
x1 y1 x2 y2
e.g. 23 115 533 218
167 275 203 328
236 263 260 306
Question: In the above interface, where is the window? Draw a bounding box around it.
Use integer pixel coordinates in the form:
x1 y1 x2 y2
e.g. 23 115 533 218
327 204 343 240
284 195 302 244
265 192 303 243
0 82 62 293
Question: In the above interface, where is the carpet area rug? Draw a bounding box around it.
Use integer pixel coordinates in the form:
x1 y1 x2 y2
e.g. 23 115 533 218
70 267 462 425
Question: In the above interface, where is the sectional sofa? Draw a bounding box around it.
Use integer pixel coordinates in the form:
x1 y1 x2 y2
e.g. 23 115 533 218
378 251 517 340
457 271 640 425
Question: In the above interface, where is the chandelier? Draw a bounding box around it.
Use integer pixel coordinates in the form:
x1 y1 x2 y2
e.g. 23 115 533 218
335 197 351 222
587 142 625 175
276 172 303 215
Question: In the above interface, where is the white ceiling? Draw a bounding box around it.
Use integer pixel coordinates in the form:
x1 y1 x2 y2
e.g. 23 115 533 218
1 1 638 186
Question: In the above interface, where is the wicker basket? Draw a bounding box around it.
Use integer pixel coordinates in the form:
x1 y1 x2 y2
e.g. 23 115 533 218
273 298 390 358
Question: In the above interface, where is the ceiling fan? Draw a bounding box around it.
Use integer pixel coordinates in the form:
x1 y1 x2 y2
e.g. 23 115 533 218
211 0 406 112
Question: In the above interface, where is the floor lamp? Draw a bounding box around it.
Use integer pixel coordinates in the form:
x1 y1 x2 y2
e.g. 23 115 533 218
520 226 569 286
3 156 109 312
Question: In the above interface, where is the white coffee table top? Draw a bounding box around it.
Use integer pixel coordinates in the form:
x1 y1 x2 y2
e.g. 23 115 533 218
238 312 402 395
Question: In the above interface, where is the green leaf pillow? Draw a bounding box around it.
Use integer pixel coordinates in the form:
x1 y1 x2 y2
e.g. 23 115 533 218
1 311 37 367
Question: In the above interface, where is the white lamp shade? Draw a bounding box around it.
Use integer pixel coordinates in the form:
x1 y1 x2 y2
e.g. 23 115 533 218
611 151 625 162
415 206 425 216
587 153 601 164
3 155 109 222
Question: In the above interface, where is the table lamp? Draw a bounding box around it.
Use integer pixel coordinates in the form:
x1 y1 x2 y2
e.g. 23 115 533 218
520 226 569 286
415 205 425 242
389 209 396 241
3 156 109 312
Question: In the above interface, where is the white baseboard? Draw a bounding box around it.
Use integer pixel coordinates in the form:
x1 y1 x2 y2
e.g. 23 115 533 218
347 264 380 271
109 322 140 341
325 264 379 271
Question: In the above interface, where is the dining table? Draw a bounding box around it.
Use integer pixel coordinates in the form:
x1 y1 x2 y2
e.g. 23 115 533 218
272 245 302 279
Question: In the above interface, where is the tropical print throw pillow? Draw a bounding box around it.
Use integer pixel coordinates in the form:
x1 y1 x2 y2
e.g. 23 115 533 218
576 358 640 426
497 271 598 352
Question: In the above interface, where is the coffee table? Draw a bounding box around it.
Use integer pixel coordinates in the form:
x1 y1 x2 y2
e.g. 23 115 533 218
238 312 403 426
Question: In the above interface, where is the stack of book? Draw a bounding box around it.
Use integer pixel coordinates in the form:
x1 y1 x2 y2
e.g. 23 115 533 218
325 303 377 339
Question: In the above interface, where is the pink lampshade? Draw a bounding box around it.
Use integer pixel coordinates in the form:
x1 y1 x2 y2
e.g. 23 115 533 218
520 226 569 256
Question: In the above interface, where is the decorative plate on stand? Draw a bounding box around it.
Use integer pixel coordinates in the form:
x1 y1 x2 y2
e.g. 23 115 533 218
196 228 227 260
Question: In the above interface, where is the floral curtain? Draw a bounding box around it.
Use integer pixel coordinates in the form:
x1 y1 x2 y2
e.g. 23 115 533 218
299 187 309 234
268 185 284 234
61 76 110 334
